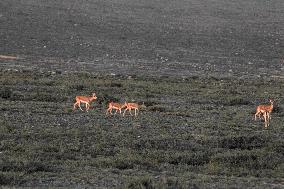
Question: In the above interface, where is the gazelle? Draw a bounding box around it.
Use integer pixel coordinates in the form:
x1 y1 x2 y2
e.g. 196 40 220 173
123 102 139 117
73 93 97 112
254 99 274 121
106 102 126 115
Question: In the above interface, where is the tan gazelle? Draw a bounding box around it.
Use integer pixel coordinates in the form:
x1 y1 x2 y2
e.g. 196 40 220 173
254 99 274 127
123 102 139 117
73 93 97 112
106 102 126 115
254 99 274 121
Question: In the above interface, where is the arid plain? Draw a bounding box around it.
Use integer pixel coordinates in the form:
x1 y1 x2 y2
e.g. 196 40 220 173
0 0 283 188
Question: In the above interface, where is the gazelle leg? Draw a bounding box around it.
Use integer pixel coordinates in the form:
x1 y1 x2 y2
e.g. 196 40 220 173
85 103 90 112
123 108 127 116
78 102 84 111
108 108 113 115
264 112 268 127
123 108 131 116
109 108 113 115
73 102 78 110
106 107 110 115
254 112 259 120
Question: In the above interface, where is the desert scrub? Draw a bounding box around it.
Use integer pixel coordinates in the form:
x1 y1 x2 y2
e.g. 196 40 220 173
209 148 283 177
223 96 251 106
167 151 211 166
0 120 16 134
125 175 185 189
0 87 13 99
219 134 268 150
0 70 283 188
0 172 25 186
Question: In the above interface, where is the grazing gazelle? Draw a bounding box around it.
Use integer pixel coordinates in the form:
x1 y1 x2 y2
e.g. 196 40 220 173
73 93 97 112
123 102 139 117
254 99 274 121
106 102 126 115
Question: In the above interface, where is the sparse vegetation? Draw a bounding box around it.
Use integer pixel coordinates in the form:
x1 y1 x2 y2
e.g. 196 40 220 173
0 71 283 188
0 0 283 187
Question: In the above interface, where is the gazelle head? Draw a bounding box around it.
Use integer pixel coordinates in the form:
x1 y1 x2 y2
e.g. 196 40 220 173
269 99 274 104
92 93 97 100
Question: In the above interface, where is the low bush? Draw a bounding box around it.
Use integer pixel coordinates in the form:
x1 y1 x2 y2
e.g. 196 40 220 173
127 177 155 189
223 97 251 106
143 101 158 107
72 84 85 91
96 93 120 105
126 176 184 189
148 105 167 112
114 160 134 170
0 87 12 99
31 92 67 102
0 172 24 186
109 82 123 88
272 105 282 113
219 135 267 150
168 152 210 166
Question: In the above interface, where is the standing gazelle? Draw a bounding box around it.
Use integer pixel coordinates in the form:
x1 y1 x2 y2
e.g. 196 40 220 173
123 102 139 117
254 99 274 120
254 99 274 127
106 102 126 115
73 93 97 112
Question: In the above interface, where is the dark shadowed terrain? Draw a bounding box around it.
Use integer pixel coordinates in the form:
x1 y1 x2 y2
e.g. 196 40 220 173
0 0 283 188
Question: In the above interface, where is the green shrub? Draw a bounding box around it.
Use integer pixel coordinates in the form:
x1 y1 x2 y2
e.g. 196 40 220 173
223 97 251 106
31 92 67 102
109 82 123 88
69 84 85 91
272 105 282 113
0 172 24 186
168 152 210 166
0 88 12 99
143 101 158 107
114 160 134 170
126 176 184 189
220 135 267 150
148 105 167 112
127 177 155 189
96 93 120 105
25 161 58 173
